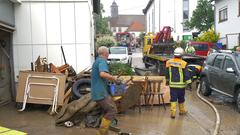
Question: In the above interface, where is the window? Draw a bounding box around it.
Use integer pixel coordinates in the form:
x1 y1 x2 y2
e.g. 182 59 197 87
113 27 116 32
193 44 208 51
183 0 189 31
213 55 224 69
183 0 189 19
205 54 216 66
109 47 127 54
183 11 189 20
235 53 240 69
223 56 235 71
183 20 189 31
118 27 122 32
147 38 152 45
219 8 228 22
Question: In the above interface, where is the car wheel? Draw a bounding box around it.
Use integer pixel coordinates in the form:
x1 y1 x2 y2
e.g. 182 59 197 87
128 58 132 67
200 77 212 96
72 79 91 100
236 90 240 113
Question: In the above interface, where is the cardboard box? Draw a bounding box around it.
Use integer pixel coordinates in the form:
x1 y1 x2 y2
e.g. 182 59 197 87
16 71 66 106
0 126 27 135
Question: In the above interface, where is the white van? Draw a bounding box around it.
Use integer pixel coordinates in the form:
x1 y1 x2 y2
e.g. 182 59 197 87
108 46 131 64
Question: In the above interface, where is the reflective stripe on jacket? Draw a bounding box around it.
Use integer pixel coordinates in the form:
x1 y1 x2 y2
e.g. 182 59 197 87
166 58 192 88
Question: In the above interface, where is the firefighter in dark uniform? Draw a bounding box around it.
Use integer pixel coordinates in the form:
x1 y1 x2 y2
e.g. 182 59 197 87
166 47 192 119
188 64 202 81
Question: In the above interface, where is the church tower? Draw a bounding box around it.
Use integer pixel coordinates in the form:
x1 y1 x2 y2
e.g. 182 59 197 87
111 0 118 18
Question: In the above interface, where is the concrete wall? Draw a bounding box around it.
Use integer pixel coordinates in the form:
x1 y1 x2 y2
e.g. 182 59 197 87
145 0 198 40
215 0 240 49
0 0 15 26
13 0 95 80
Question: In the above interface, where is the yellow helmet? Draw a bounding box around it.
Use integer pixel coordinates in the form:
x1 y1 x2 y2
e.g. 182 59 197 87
174 47 185 56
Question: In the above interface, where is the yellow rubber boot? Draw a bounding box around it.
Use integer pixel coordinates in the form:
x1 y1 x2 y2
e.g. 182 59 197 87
179 103 187 115
96 117 111 135
170 102 177 119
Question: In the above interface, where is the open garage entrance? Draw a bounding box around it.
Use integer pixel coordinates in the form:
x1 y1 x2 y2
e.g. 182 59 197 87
0 26 14 107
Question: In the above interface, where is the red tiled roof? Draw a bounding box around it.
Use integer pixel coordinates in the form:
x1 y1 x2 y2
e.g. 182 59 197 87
127 21 145 32
109 15 145 28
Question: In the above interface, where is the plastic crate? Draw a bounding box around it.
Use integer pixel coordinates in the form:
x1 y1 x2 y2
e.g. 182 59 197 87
109 83 126 96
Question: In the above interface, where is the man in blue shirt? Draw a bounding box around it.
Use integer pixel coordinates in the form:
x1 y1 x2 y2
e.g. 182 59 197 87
91 46 119 135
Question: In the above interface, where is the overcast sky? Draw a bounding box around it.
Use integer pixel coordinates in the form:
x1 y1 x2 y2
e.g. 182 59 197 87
101 0 149 17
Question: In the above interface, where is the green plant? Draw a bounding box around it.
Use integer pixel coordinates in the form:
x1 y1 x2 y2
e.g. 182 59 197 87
195 28 220 43
109 63 134 76
96 36 116 48
94 3 112 35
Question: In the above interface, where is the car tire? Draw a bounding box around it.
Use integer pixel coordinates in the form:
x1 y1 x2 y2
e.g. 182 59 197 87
128 58 132 67
200 77 212 96
235 90 240 113
72 79 91 100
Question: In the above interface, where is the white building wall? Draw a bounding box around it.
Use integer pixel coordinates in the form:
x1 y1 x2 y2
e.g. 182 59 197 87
112 27 128 36
145 0 198 40
13 0 94 79
215 0 240 49
146 8 152 33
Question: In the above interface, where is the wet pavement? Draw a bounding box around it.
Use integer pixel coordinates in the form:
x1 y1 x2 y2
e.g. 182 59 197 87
1 49 240 135
204 91 240 135
0 92 213 135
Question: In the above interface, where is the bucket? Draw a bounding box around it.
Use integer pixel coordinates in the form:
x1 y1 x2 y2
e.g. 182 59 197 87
110 83 126 96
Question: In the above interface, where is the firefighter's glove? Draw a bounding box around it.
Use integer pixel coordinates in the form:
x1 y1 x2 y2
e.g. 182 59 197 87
115 78 123 85
165 80 169 86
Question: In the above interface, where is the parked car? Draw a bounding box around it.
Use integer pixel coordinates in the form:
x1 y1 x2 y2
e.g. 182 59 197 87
108 46 131 65
200 50 240 112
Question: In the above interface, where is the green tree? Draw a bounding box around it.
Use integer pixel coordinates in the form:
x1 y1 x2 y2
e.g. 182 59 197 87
95 3 112 35
184 0 214 32
95 15 112 35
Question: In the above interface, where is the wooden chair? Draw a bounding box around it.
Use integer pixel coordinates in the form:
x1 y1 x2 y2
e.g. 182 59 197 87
145 79 166 110
132 76 148 112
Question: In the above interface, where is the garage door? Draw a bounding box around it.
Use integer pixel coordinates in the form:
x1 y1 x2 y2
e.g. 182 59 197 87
0 27 13 106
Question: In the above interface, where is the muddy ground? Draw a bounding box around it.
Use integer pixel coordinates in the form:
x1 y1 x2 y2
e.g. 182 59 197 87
0 49 240 135
0 90 213 135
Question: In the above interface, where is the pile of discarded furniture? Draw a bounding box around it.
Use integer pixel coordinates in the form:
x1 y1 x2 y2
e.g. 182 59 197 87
15 49 170 129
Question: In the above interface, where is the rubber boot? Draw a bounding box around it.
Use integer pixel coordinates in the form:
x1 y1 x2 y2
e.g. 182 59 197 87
170 102 177 119
97 117 111 135
179 103 187 115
